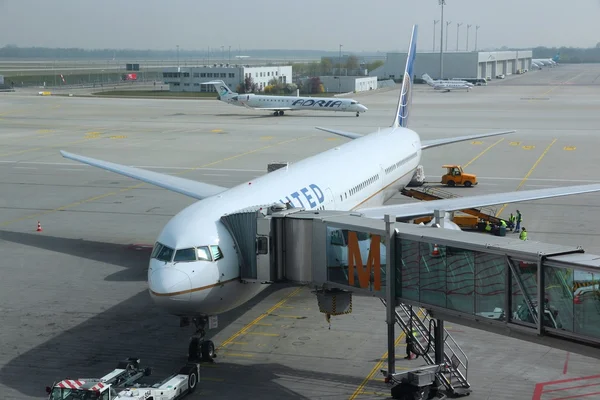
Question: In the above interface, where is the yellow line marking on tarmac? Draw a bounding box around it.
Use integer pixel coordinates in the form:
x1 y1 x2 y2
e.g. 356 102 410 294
349 309 426 400
509 141 521 146
218 352 254 358
536 71 585 98
217 286 303 350
564 146 576 151
471 140 483 145
495 138 558 217
201 377 225 382
462 138 504 169
254 323 273 326
522 145 535 150
260 135 274 140
0 136 103 158
222 341 249 345
349 332 407 400
270 314 305 319
211 129 223 133
246 332 280 337
0 135 314 228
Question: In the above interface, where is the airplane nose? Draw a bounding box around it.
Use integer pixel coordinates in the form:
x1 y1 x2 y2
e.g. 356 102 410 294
360 105 368 112
148 266 192 302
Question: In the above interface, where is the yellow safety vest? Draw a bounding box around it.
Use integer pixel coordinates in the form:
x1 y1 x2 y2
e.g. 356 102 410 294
485 223 492 232
500 220 507 227
509 215 515 222
520 230 527 241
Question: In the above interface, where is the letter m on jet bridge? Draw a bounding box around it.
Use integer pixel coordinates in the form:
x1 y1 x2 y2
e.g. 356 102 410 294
347 232 381 291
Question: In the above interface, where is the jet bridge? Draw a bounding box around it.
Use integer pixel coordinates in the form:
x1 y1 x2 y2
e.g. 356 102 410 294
221 204 600 398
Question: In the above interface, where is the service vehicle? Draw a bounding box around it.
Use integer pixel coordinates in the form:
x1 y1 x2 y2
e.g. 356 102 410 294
46 357 200 400
441 165 477 187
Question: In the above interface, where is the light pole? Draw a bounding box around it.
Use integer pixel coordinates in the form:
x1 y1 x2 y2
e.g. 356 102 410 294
228 45 231 63
439 0 446 80
445 20 451 52
475 25 480 51
433 20 439 52
456 22 463 52
466 24 472 51
176 45 180 69
338 44 342 93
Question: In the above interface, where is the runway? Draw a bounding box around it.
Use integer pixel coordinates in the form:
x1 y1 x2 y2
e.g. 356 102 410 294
1 64 600 399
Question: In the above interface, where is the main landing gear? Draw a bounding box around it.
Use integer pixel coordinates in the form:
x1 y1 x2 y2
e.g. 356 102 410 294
356 112 360 117
273 110 284 116
181 316 217 363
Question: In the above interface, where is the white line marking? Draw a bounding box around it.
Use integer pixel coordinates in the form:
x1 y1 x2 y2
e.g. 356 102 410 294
58 168 87 171
13 166 37 170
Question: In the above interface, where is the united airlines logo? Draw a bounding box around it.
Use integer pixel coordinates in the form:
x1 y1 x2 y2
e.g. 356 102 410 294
398 74 412 128
278 184 325 209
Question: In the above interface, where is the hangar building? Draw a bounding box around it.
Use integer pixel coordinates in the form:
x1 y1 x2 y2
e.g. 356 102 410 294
370 51 533 81
162 65 292 92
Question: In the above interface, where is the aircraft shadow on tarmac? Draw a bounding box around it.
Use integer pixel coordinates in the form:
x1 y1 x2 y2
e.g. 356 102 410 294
0 230 151 282
0 276 347 398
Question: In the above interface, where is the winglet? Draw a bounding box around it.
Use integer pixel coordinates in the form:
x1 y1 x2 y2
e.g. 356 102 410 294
393 25 418 128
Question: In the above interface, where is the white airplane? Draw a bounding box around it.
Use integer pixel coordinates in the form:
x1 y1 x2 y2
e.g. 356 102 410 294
533 52 560 67
422 73 473 92
59 25 600 362
202 80 368 117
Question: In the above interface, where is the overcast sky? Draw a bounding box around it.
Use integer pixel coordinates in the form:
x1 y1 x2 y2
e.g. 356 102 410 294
1 0 599 52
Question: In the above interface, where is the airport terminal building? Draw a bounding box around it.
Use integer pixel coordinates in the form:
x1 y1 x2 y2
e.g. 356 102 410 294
370 51 533 81
162 65 292 92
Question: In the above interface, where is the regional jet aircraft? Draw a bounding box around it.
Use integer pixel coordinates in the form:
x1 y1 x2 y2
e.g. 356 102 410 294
422 73 473 92
203 80 368 117
59 25 600 362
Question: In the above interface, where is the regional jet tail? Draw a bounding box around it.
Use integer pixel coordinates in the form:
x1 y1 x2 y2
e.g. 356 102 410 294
421 73 473 92
533 52 560 67
58 25 600 362
203 80 367 117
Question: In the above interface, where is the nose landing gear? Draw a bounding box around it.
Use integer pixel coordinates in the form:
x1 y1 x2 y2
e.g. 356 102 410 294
182 316 217 363
273 110 284 116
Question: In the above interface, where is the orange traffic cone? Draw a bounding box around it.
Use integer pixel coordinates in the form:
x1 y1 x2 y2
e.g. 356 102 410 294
36 221 43 232
431 244 440 256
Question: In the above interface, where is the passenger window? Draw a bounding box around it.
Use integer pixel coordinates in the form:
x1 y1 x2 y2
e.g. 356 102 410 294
174 248 197 262
196 246 212 261
210 245 223 261
156 245 174 262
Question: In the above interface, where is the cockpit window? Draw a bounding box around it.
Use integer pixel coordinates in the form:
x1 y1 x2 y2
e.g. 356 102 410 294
210 245 223 261
154 243 175 262
351 101 357 104
197 246 213 261
174 248 197 262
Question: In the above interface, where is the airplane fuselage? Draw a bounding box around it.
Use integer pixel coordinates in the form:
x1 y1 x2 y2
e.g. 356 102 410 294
148 127 421 317
225 93 367 114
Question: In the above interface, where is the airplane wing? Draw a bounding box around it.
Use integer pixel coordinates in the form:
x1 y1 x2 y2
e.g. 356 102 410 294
357 183 600 220
60 151 228 200
315 126 363 140
420 130 516 150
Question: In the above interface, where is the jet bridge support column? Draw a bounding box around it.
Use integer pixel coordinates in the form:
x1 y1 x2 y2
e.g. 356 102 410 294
433 209 445 228
385 214 397 376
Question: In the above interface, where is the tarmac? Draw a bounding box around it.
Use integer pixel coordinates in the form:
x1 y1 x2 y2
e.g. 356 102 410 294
1 64 600 400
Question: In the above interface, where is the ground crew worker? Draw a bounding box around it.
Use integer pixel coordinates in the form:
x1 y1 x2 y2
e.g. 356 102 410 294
500 219 507 228
484 221 492 233
520 227 528 241
514 210 523 233
508 213 516 230
405 328 419 359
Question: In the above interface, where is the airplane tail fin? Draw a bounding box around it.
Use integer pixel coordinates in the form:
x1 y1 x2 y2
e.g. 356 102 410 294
553 52 560 62
203 80 237 97
392 25 418 129
421 73 434 86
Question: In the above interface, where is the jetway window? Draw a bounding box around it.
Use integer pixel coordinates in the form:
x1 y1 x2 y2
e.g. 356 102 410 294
257 237 268 254
196 246 212 261
174 248 197 262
